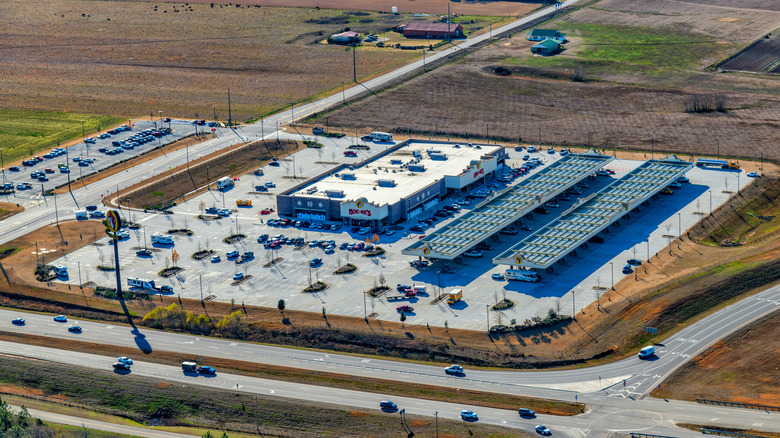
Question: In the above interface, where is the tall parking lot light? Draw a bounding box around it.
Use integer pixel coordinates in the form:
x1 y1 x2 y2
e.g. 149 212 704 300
609 261 614 290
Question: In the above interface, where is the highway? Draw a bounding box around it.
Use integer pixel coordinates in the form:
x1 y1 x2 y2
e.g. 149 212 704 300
0 284 778 436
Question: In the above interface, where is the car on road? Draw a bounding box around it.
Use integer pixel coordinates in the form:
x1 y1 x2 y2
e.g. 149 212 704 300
379 400 398 411
197 366 216 375
68 325 82 333
464 250 483 258
44 168 55 173
627 259 643 266
518 408 536 417
622 265 633 274
460 410 478 421
232 272 245 281
268 161 280 167
444 364 464 375
117 357 134 365
9 166 19 171
491 273 504 280
54 315 67 322
136 249 152 257
113 362 131 371
747 171 759 177
309 258 322 267
11 318 25 325
90 211 105 218
396 305 414 313
535 425 551 436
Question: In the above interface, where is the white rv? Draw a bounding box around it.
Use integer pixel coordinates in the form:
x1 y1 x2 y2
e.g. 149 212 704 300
127 277 156 290
53 265 68 277
150 233 174 244
505 269 540 282
216 177 233 190
370 131 393 142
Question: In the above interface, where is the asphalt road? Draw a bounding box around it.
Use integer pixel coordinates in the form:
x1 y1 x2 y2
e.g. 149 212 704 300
1 284 778 436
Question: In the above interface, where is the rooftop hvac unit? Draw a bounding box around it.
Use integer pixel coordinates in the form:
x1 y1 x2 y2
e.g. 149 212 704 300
325 189 345 198
306 186 318 194
429 153 447 161
377 179 396 187
413 150 421 157
426 149 441 155
408 164 426 172
341 172 356 180
391 159 402 165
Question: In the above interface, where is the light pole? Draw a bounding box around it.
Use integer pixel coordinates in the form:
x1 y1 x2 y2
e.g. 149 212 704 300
291 102 295 126
341 81 346 104
0 148 4 183
609 261 614 290
572 290 575 320
158 110 163 129
708 190 712 216
485 304 490 333
677 212 681 240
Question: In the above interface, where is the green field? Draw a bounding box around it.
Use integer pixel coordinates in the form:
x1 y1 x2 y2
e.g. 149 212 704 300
0 109 124 165
504 23 722 75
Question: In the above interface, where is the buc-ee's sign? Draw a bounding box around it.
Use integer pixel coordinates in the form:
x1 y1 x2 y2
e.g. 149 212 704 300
473 168 485 179
341 199 388 219
349 208 372 217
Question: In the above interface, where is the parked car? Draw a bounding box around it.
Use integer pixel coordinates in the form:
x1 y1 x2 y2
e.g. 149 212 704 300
589 235 605 244
232 272 245 281
8 166 19 172
226 250 239 259
396 305 414 313
136 249 152 257
622 265 633 274
460 410 478 421
90 211 105 218
491 273 505 280
310 258 322 267
747 171 759 177
159 285 173 293
444 364 464 375
627 259 643 266
464 250 483 258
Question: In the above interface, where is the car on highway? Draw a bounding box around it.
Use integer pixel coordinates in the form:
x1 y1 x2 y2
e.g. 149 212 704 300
444 364 464 375
379 400 398 411
37 175 48 181
232 272 244 281
89 210 105 218
396 305 414 313
535 425 551 436
460 410 478 421
68 325 82 333
211 255 221 263
11 318 25 325
491 273 504 280
117 357 134 365
747 171 759 177
53 315 67 322
622 265 633 274
136 249 152 257
627 259 643 266
113 362 131 372
44 168 55 173
518 408 536 417
197 366 216 375
464 250 483 258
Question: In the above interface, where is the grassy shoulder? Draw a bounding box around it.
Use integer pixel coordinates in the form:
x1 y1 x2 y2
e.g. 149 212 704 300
677 423 780 438
0 354 535 438
0 202 24 221
0 330 584 416
0 109 124 165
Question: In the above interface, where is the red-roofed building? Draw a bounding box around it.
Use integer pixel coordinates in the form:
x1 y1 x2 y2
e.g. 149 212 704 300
402 22 463 39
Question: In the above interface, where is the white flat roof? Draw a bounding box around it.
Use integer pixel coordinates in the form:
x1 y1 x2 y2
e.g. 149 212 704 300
290 141 502 205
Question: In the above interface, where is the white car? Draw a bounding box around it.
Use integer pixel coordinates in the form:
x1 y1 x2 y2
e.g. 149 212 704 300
491 273 504 280
747 171 759 177
117 357 133 365
445 364 464 374
464 250 483 258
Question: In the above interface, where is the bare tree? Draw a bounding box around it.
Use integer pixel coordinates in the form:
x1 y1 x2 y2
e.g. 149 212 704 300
378 273 386 287
199 200 206 216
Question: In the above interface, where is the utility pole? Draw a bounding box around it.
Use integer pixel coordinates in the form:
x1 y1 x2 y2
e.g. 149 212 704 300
341 81 346 104
53 193 59 226
200 274 203 302
228 88 232 127
572 290 575 320
0 148 4 183
352 44 357 82
291 102 295 126
485 304 490 333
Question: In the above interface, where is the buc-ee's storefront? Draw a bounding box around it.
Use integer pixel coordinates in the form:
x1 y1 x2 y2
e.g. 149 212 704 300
339 199 389 227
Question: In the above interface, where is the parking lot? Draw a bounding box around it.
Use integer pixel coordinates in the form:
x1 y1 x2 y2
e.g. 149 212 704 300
50 141 754 330
0 119 204 204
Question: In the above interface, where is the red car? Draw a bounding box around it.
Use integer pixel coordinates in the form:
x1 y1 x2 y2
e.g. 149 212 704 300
260 208 274 215
44 168 55 173
396 305 414 313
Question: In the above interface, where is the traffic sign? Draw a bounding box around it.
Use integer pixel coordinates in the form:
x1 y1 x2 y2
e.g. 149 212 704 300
106 210 121 232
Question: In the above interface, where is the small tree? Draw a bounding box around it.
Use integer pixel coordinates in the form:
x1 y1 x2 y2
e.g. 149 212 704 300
444 320 449 333
378 273 386 287
322 306 327 319
400 311 406 328
277 299 286 315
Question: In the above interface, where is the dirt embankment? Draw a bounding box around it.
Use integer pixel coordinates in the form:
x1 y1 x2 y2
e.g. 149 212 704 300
0 202 24 221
